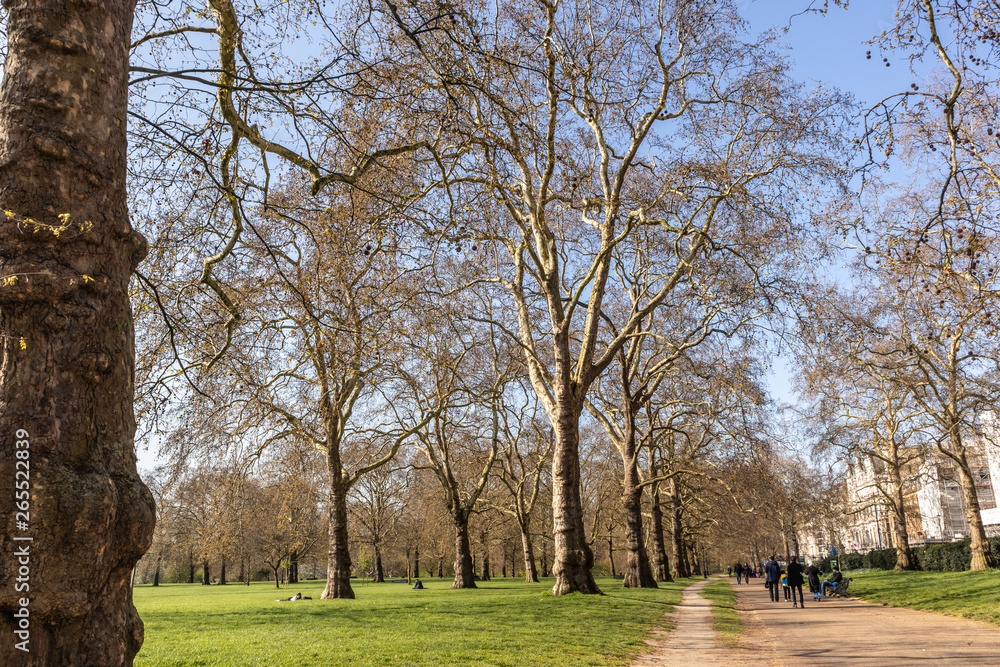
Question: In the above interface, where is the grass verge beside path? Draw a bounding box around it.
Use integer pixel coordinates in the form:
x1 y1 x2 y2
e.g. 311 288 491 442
849 569 1000 627
134 576 691 667
700 579 742 647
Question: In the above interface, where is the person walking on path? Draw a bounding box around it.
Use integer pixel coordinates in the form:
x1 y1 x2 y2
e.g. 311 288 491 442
786 556 805 608
764 555 781 602
734 562 743 585
804 562 822 602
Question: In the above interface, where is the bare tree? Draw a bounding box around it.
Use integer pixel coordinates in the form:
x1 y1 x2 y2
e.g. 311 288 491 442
379 0 847 593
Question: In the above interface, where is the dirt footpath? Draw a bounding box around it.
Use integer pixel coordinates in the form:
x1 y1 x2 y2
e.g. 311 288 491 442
733 577 1000 666
633 575 1000 666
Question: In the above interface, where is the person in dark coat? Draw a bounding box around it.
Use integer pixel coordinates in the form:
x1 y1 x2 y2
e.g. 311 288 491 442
786 557 805 608
734 562 744 585
804 563 822 601
822 567 843 596
764 555 781 602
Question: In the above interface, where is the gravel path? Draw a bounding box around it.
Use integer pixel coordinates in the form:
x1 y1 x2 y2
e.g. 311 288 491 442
632 575 1000 666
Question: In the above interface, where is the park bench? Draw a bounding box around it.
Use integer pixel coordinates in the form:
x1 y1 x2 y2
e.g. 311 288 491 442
826 577 854 598
391 579 407 583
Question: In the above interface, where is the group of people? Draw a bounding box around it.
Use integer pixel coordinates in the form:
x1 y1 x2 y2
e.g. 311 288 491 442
727 562 760 585
730 556 844 608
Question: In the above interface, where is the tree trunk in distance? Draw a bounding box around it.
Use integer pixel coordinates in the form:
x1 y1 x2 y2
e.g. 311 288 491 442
219 559 227 585
414 545 420 582
321 448 355 599
451 510 477 589
481 550 491 581
649 493 673 582
202 561 211 585
437 556 444 578
0 0 156 664
621 483 656 588
373 545 385 583
188 558 195 584
289 551 298 584
607 535 616 577
668 480 688 578
520 523 539 583
889 465 915 570
152 560 160 588
551 407 601 594
956 455 996 570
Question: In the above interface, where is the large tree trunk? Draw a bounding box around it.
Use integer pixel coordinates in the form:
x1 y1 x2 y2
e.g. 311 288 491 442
451 509 477 589
288 551 298 584
551 406 601 595
520 520 539 583
321 447 355 599
0 0 155 663
0 0 154 659
649 489 673 582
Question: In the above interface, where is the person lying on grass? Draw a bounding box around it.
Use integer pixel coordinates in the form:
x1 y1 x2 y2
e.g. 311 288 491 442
276 592 309 601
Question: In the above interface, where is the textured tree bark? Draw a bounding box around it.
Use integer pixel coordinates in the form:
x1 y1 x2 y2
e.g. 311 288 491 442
321 448 355 599
451 509 476 589
0 1 156 664
288 551 297 584
551 405 601 595
373 545 385 583
649 490 673 582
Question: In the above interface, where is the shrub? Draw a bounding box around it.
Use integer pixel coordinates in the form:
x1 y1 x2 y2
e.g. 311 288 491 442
861 548 897 570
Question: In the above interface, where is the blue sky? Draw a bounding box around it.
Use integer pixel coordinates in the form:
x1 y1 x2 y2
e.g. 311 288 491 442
740 1 929 410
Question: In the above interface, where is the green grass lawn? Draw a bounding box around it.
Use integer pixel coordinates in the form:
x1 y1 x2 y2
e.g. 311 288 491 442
133 576 690 666
849 569 1000 627
699 579 742 647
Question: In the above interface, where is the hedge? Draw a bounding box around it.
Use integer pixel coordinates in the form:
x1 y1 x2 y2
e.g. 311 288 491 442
823 537 1000 572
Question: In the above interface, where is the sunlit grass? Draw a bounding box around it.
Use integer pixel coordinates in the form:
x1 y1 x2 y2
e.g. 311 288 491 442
700 579 742 647
850 569 1000 627
134 576 690 666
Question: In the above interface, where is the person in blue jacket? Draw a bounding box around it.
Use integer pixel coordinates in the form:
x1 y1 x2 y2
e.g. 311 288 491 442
764 555 781 602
